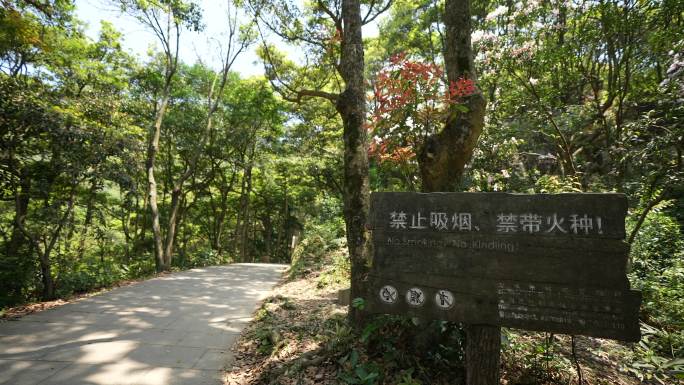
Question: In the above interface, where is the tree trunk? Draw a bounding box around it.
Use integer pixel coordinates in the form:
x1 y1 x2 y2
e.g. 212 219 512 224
210 171 233 254
261 214 272 263
279 177 288 260
147 83 171 272
418 0 486 192
120 185 135 263
137 192 148 255
160 77 228 268
8 166 31 261
213 193 228 253
419 0 499 382
76 178 98 260
234 135 256 262
253 0 370 326
161 22 245 266
465 324 501 385
162 186 183 269
337 0 371 328
162 179 193 268
238 161 253 262
233 169 245 258
32 189 76 300
175 189 191 260
121 208 131 262
39 252 55 299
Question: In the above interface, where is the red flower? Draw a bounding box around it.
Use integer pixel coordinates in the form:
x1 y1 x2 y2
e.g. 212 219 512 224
449 77 477 100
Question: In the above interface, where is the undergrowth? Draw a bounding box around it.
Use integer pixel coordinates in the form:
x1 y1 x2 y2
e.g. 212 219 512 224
231 211 684 385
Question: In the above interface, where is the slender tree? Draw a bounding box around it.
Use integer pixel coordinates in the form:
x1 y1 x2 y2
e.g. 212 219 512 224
417 0 486 191
245 0 392 325
120 0 202 270
426 1 497 383
161 1 252 268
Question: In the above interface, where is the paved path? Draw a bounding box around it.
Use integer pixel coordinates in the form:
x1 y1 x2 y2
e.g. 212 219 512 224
0 263 286 385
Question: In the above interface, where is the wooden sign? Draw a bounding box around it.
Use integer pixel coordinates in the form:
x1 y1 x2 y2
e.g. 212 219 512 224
364 192 641 342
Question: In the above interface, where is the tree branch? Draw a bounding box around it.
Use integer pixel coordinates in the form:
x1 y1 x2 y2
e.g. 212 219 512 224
317 0 341 25
511 69 578 175
254 22 340 104
291 89 340 103
363 0 393 25
627 190 667 245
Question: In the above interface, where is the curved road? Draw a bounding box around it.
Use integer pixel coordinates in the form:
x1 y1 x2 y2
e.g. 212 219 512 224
0 263 286 385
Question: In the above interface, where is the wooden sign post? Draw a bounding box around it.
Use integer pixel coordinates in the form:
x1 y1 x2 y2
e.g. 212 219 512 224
364 192 641 383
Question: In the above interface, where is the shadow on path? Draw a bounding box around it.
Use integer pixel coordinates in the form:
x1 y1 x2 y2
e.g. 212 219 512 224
0 263 286 385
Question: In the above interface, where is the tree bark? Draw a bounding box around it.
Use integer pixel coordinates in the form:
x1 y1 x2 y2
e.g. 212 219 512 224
139 3 182 272
162 186 182 268
279 177 288 261
39 251 55 299
17 188 77 300
76 178 98 260
418 0 499 382
336 0 371 328
261 214 272 262
465 324 501 385
238 158 253 262
147 84 171 272
42 190 76 299
251 0 371 326
8 165 31 262
418 0 486 192
627 189 668 246
209 167 235 254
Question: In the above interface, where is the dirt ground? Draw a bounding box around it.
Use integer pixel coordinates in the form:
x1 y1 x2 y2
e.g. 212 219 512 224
223 266 652 385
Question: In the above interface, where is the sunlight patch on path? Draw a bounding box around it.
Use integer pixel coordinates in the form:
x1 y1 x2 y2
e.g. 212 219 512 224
0 263 286 385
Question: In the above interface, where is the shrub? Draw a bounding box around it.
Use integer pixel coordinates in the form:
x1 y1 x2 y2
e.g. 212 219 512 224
290 218 346 278
629 203 684 278
626 203 684 382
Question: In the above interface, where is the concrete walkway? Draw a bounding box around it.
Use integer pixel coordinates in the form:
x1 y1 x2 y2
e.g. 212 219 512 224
0 263 286 385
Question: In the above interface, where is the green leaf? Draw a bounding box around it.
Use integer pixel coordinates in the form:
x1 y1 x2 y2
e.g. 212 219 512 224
339 373 361 384
453 104 469 113
360 322 380 343
352 297 366 310
355 366 368 379
350 349 359 367
364 371 379 381
663 358 684 368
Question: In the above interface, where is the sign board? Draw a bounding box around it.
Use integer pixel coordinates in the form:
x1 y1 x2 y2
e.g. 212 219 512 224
364 192 641 342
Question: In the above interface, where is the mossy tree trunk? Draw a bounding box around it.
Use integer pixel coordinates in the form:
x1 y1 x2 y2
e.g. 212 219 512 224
336 0 371 328
416 0 500 383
